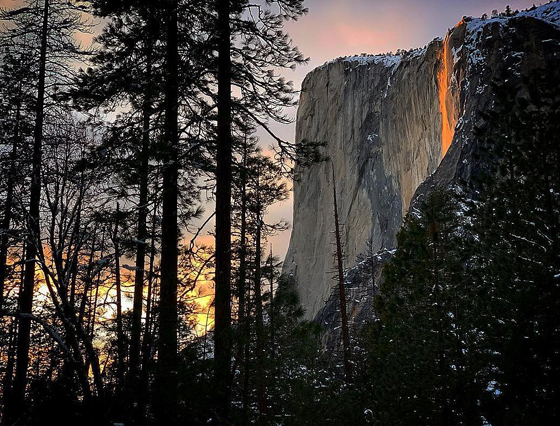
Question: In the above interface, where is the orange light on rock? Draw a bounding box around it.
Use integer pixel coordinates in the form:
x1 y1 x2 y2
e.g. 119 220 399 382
438 35 455 158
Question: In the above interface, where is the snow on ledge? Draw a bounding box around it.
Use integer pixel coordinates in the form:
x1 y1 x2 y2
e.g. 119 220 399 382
464 1 560 37
343 54 402 68
519 2 560 27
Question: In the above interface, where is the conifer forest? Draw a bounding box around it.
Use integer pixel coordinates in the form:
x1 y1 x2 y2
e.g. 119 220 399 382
0 1 559 425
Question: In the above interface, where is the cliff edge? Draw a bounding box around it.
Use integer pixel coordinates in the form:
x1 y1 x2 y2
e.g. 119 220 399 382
284 2 560 320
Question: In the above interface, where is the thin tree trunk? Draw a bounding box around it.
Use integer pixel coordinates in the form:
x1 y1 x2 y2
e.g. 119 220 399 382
1 318 17 415
40 268 93 404
113 203 125 394
254 180 266 414
87 235 105 344
237 141 248 342
242 293 252 426
157 1 179 424
139 207 158 421
0 99 20 311
3 250 26 409
214 0 233 422
68 196 82 308
369 241 376 296
238 144 250 426
10 2 49 422
332 167 352 382
268 247 275 360
78 240 97 327
130 34 153 401
90 273 100 340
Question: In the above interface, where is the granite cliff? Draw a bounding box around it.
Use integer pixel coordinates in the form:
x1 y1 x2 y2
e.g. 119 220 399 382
284 3 560 321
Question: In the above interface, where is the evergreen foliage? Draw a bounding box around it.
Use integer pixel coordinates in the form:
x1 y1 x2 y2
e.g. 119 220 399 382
465 59 560 425
364 189 481 426
360 49 560 425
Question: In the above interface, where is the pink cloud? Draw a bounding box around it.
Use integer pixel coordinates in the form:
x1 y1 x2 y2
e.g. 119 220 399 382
318 23 399 52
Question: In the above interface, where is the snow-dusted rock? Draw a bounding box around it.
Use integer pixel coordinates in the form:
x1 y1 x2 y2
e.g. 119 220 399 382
284 2 560 321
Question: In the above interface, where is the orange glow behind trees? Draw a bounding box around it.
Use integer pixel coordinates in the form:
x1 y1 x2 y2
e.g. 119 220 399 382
178 239 215 337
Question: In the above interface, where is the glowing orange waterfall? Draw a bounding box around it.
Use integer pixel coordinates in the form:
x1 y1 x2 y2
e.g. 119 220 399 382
437 35 455 158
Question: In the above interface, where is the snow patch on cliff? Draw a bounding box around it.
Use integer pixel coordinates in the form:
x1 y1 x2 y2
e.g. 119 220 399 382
465 2 560 45
520 2 560 27
343 54 402 69
462 2 560 67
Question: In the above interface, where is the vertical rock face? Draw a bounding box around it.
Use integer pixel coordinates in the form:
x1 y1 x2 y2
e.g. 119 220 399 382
284 3 560 320
438 25 466 158
284 37 464 319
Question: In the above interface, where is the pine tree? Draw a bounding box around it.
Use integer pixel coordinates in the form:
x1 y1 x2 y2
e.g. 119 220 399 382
369 189 482 426
155 1 180 424
213 1 313 421
213 0 233 422
12 4 50 419
467 56 560 424
78 3 164 407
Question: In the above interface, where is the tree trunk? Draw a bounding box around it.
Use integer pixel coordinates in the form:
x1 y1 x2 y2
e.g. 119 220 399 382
113 204 125 394
130 34 153 402
237 141 248 340
40 268 94 404
332 167 352 382
238 144 250 425
1 318 17 416
254 180 266 414
10 2 49 422
0 99 20 311
214 0 233 422
157 1 179 424
78 241 96 328
268 248 275 360
68 194 82 308
139 207 158 421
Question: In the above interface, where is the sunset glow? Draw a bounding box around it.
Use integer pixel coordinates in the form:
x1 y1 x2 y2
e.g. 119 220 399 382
437 33 455 158
178 242 215 337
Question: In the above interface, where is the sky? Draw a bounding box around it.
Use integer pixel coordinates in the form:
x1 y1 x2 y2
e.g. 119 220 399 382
0 0 547 260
